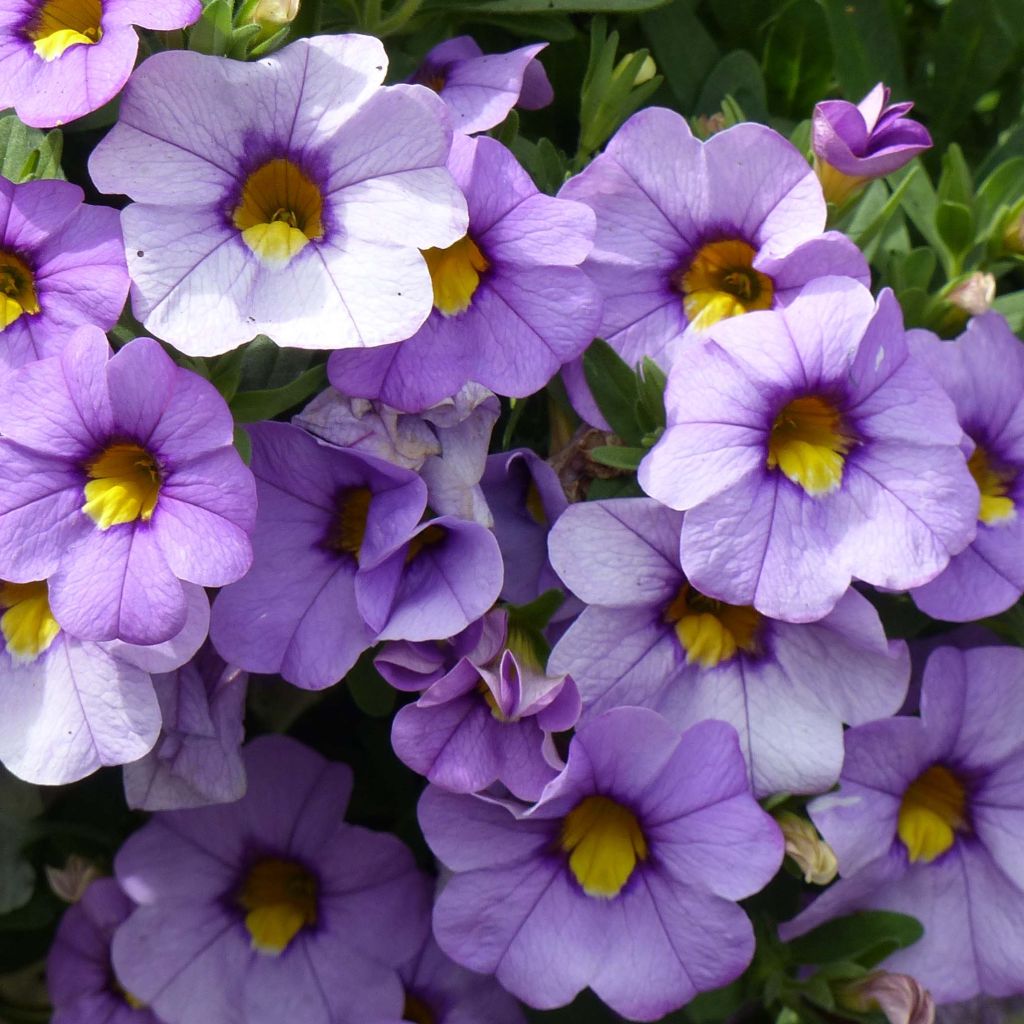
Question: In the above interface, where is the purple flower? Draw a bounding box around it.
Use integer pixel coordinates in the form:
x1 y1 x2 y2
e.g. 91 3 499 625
87 36 467 356
0 176 128 378
0 327 256 645
123 643 247 812
328 133 600 411
639 279 977 622
548 498 910 796
210 421 502 690
0 0 200 128
420 707 783 1019
813 83 932 205
112 735 430 1024
780 646 1024 1003
909 315 1024 621
411 35 553 135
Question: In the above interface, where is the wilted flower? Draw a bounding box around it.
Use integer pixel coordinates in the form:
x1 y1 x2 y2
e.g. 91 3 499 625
777 812 838 885
842 971 936 1024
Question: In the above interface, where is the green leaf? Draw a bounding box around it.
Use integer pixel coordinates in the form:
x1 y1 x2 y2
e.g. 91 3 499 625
784 910 924 968
696 50 768 123
507 588 566 630
640 0 718 112
847 167 920 256
761 0 833 119
975 158 1024 238
936 144 974 211
680 977 747 1023
233 425 252 465
817 0 907 99
229 364 327 423
582 338 643 445
935 200 975 258
993 290 1024 333
889 159 943 252
586 476 643 500
0 115 64 183
464 0 670 9
636 356 667 435
189 0 234 54
346 658 397 718
589 445 646 470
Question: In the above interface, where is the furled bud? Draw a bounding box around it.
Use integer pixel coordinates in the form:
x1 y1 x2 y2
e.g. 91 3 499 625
45 854 103 904
242 0 300 28
777 811 838 885
947 272 996 317
841 971 936 1024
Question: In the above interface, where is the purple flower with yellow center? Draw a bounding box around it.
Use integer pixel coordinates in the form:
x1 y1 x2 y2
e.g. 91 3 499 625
909 315 1024 621
557 107 869 373
547 498 910 796
0 175 128 377
421 707 783 1019
0 577 209 784
813 83 932 206
638 278 977 622
780 645 1024 1003
210 420 503 690
0 326 255 645
327 133 600 412
411 35 553 135
87 35 467 357
112 735 429 1024
0 0 200 128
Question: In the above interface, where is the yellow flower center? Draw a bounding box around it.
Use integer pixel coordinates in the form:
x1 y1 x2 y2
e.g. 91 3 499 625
26 0 103 61
403 993 435 1024
0 580 60 663
237 858 318 955
82 443 162 530
405 524 447 563
767 395 854 496
664 584 760 668
560 795 648 899
525 480 547 525
677 239 774 331
968 443 1016 526
232 158 324 267
421 235 489 316
325 487 372 561
0 251 41 331
897 764 967 864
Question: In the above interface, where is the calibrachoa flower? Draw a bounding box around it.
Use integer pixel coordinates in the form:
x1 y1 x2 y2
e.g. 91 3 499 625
639 279 978 622
0 327 256 645
0 0 201 128
909 314 1024 621
780 646 1024 1002
411 35 553 135
812 82 932 206
0 175 128 377
420 707 783 1019
210 421 502 690
88 35 467 356
328 133 600 411
547 498 909 796
112 735 429 1024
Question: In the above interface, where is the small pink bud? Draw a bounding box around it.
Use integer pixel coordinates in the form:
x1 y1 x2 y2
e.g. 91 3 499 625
842 971 936 1024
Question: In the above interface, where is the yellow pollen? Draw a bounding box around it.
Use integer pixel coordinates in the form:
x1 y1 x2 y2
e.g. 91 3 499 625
232 159 324 267
403 993 435 1024
405 524 446 563
664 584 760 668
0 581 60 663
560 795 647 899
26 0 103 61
968 444 1016 525
678 239 774 331
767 395 854 496
0 251 41 331
82 443 162 530
421 235 489 316
326 487 372 560
898 764 967 864
237 858 318 955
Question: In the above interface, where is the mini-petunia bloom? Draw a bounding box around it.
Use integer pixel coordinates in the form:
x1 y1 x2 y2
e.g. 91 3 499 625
0 175 128 378
112 735 430 1024
327 133 601 411
411 35 553 135
780 646 1024 1003
812 83 932 206
0 327 256 645
421 707 783 1020
0 0 200 128
909 314 1024 621
210 421 503 690
638 278 977 622
547 498 909 796
87 35 468 356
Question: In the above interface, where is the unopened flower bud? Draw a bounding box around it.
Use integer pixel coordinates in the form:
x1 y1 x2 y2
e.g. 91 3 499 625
242 0 299 30
841 971 936 1024
693 112 728 140
45 854 103 904
948 272 996 317
613 52 657 88
1003 210 1024 255
777 811 838 885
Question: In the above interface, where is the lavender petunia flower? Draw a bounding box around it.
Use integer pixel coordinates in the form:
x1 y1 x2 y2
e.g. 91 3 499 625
421 707 783 1019
813 83 932 206
639 279 977 622
547 498 909 796
210 421 502 690
0 176 128 377
780 646 1024 1003
87 35 467 356
112 735 429 1024
0 327 256 645
411 36 553 135
0 0 200 128
909 315 1024 621
328 133 600 411
123 643 247 812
